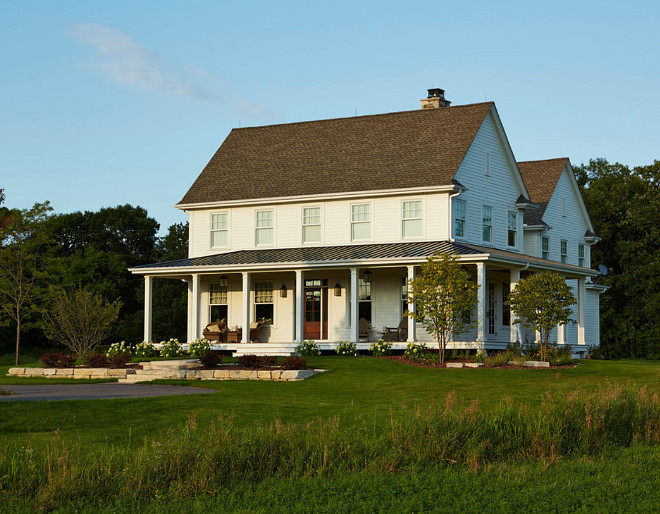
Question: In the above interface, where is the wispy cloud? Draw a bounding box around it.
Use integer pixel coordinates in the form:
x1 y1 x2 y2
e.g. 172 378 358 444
69 23 275 117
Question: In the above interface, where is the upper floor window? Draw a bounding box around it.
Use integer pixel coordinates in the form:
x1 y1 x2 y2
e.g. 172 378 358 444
303 207 321 243
255 210 274 245
211 213 228 248
578 244 585 267
454 199 466 239
482 205 493 243
351 204 370 241
507 212 517 247
541 236 549 260
560 240 568 264
562 197 567 217
402 200 422 238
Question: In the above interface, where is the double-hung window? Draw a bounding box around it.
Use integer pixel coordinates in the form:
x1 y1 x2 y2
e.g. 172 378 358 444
560 240 568 264
454 199 466 238
211 213 228 248
578 244 585 267
541 236 549 260
209 283 228 322
254 281 274 324
482 205 493 243
255 210 274 245
351 204 370 241
402 201 422 238
303 207 321 243
507 212 517 247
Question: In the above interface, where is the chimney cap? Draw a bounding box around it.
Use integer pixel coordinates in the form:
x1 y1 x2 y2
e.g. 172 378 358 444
427 88 446 98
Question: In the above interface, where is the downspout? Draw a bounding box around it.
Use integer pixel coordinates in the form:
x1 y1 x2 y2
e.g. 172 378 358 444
448 190 463 242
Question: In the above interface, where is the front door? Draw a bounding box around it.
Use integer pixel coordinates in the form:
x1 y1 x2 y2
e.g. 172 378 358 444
304 279 328 339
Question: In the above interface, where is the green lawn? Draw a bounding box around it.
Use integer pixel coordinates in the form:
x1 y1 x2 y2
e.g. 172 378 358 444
1 358 658 449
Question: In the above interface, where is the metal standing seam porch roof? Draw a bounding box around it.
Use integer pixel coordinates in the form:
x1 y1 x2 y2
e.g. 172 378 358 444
130 240 597 277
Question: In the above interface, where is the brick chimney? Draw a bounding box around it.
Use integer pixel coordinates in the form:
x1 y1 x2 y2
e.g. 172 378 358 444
421 88 451 109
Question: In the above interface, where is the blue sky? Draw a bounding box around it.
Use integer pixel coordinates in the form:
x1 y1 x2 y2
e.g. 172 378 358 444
1 0 658 233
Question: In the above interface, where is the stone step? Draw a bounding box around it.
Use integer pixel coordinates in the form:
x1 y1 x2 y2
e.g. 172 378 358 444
139 359 197 370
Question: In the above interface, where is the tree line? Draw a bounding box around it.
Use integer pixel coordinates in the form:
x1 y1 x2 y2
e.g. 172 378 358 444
0 157 658 360
0 197 188 361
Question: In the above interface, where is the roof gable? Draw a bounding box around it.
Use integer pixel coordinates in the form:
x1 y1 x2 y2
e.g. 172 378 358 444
178 102 494 207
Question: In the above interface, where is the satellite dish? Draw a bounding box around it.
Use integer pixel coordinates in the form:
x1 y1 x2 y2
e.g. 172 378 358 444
598 264 608 275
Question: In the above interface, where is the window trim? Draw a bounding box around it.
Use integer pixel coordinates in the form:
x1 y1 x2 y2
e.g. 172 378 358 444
350 202 372 242
302 205 322 244
401 199 423 239
482 205 493 244
507 211 518 248
560 240 568 264
255 209 275 247
210 211 229 249
454 198 467 240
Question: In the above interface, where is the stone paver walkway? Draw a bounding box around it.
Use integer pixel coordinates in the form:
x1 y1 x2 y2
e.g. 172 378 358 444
0 383 218 402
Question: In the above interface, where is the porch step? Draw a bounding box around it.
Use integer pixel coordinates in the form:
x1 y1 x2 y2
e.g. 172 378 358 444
232 343 298 357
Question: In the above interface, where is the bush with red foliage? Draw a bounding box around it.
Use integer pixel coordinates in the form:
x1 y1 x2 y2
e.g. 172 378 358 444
200 351 222 368
40 353 76 368
236 354 260 368
258 355 277 367
108 352 132 369
84 353 109 368
280 356 307 370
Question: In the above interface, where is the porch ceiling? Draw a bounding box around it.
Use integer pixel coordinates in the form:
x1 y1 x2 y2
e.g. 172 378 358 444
130 240 596 278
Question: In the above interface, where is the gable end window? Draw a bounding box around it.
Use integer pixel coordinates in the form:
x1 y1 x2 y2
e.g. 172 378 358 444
560 240 568 264
454 199 466 239
578 244 585 267
507 212 517 247
211 213 228 248
541 236 549 260
255 210 274 246
484 151 490 176
351 204 370 241
482 205 493 243
402 201 422 238
303 207 321 243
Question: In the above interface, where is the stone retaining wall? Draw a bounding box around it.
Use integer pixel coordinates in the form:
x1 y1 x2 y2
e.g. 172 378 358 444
7 367 135 379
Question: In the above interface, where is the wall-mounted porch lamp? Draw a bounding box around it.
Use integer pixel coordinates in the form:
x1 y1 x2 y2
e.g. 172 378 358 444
218 275 228 287
362 270 372 283
279 284 287 298
334 282 342 297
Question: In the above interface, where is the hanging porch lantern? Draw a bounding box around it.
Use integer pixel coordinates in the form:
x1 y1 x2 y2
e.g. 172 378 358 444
279 284 287 298
334 282 342 297
362 270 372 283
218 275 228 287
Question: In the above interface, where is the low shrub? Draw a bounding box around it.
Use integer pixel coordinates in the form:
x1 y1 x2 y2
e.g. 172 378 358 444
84 353 108 368
159 338 184 358
189 338 212 358
236 354 260 368
199 351 222 368
370 339 392 357
484 351 513 367
40 353 76 368
404 342 427 360
588 344 605 360
335 341 357 356
108 352 132 369
474 351 485 363
106 341 132 358
280 356 307 370
296 340 321 357
547 345 573 366
134 341 158 358
505 340 524 357
258 355 277 367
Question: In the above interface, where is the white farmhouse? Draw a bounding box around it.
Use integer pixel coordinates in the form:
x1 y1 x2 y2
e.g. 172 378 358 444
131 89 606 356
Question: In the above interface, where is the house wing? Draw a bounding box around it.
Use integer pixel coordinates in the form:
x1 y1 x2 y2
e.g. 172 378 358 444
177 102 494 207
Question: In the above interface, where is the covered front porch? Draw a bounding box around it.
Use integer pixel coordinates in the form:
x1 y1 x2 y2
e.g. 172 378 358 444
131 241 597 353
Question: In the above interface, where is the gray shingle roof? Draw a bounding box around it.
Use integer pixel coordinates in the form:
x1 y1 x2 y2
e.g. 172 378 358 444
518 158 568 226
178 103 494 206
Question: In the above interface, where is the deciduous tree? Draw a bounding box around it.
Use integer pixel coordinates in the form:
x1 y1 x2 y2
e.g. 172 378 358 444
506 272 575 361
406 253 478 363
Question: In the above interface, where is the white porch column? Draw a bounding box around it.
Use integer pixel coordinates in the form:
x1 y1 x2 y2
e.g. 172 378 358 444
509 268 520 344
191 274 201 341
407 265 416 343
295 270 304 343
350 267 359 343
242 272 251 343
476 263 486 344
143 275 153 343
185 279 193 343
577 277 586 345
558 323 566 345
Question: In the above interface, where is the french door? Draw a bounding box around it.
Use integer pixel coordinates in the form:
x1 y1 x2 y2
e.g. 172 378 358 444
303 279 328 339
